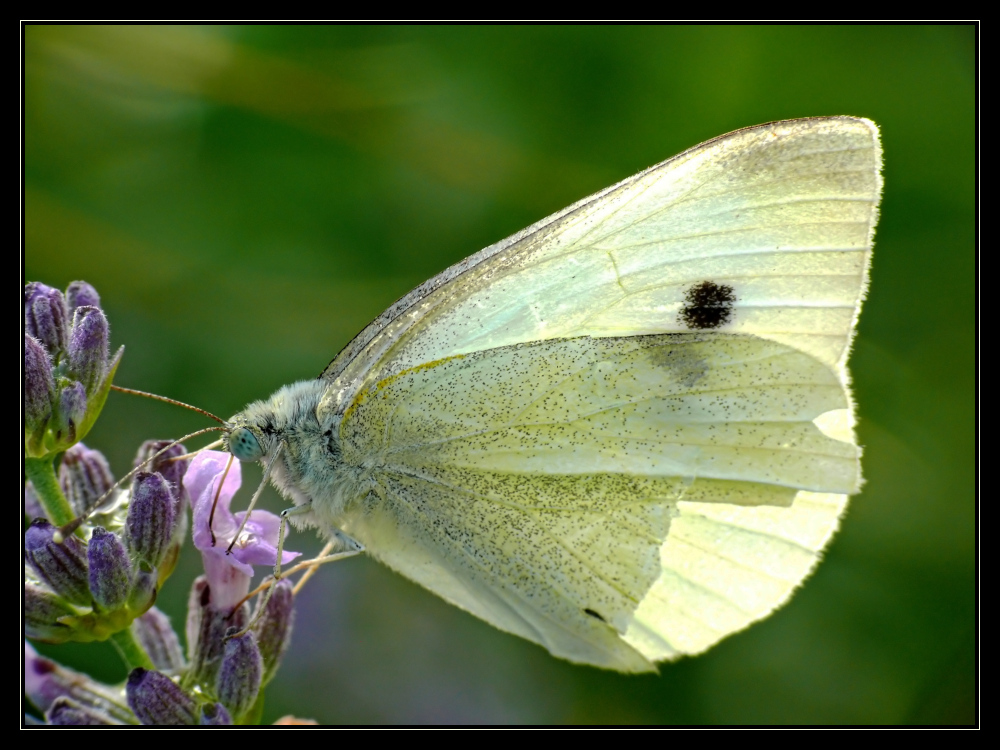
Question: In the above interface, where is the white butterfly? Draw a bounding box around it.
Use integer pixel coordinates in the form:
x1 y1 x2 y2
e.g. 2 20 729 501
226 116 882 672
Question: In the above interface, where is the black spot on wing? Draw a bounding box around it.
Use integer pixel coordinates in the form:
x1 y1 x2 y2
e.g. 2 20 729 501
679 280 735 330
584 608 607 622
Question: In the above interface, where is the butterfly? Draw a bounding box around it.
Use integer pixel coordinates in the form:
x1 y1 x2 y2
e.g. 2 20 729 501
225 116 882 672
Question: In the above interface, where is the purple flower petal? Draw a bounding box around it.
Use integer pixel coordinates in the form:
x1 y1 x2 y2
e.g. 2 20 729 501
184 451 241 513
182 451 300 607
231 510 299 566
185 452 242 553
243 508 282 540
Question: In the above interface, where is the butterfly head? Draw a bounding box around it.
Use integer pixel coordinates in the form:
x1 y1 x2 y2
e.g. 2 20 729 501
220 379 345 520
222 379 329 468
222 402 280 466
227 424 265 462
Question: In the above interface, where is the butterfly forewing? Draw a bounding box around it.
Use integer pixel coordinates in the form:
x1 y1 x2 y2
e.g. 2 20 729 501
320 117 880 419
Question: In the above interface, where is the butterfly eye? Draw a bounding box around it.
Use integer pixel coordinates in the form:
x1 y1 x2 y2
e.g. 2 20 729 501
229 426 263 462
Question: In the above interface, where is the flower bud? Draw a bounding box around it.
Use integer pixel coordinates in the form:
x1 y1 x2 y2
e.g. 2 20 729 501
216 628 262 721
25 578 79 643
127 562 158 615
47 696 117 725
135 441 188 582
25 642 135 723
67 305 109 393
25 641 64 712
125 472 176 568
87 528 130 610
132 607 185 672
252 578 295 685
65 280 100 313
185 576 250 688
134 440 189 512
25 281 120 457
25 282 68 359
53 381 87 446
24 519 90 606
24 334 54 436
199 702 233 725
60 443 116 518
126 668 198 726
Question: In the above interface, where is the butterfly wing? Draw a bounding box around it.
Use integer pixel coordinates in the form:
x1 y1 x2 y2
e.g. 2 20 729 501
337 333 860 670
320 116 881 414
325 117 882 669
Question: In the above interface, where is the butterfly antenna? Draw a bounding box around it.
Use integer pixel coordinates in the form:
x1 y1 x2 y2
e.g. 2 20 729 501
225 441 285 555
54 425 226 542
208 453 236 547
111 385 228 425
171 438 225 460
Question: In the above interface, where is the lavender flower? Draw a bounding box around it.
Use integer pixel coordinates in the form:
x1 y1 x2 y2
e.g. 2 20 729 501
23 281 123 458
216 629 262 720
25 457 180 643
66 305 109 394
24 642 134 724
24 577 80 643
134 440 190 510
131 608 185 672
65 280 100 313
199 703 233 725
59 443 117 518
23 281 310 724
24 519 90 607
87 528 131 610
24 334 54 438
252 578 295 685
126 668 198 726
125 472 177 569
185 576 250 689
47 697 117 725
53 380 87 446
24 282 68 360
183 451 299 610
181 452 301 698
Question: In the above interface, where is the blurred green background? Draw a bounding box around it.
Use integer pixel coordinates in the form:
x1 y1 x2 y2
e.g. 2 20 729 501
24 25 975 725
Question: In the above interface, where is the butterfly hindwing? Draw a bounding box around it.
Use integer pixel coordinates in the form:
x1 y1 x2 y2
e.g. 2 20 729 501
335 332 861 668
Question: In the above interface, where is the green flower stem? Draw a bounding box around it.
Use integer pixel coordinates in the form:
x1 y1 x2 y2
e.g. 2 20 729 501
110 627 155 672
24 456 75 527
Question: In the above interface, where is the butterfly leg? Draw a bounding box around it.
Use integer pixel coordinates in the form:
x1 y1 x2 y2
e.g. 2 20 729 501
273 506 365 574
271 509 365 586
227 507 364 637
